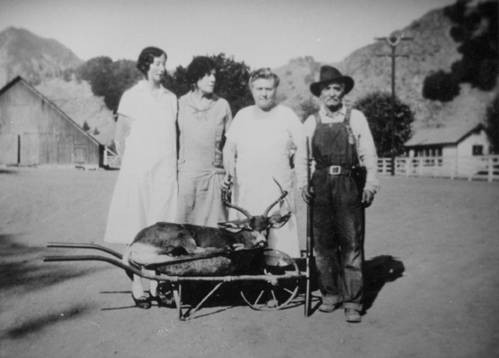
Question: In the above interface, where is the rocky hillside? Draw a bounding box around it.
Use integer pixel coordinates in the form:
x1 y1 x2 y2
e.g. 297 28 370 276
0 27 82 86
275 4 497 131
35 79 116 145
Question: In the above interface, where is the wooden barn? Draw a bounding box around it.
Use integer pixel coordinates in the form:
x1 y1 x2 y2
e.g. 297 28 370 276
0 76 102 167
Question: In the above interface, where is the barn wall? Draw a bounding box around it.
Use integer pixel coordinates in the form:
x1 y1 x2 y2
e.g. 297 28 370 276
0 80 101 166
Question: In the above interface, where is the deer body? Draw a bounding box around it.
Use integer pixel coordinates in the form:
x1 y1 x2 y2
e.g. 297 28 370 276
124 179 290 276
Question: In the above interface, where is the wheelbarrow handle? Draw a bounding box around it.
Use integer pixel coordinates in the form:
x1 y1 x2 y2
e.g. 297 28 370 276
47 242 123 259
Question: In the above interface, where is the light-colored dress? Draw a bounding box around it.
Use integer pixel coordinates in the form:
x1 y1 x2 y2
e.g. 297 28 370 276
104 81 178 244
225 104 307 257
176 92 232 227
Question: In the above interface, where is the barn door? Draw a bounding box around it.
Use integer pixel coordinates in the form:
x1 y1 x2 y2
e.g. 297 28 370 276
0 133 18 165
57 134 73 164
20 133 39 166
73 145 87 164
38 133 57 164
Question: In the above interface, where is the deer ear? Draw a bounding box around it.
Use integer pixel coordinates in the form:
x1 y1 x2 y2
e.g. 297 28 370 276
268 213 291 228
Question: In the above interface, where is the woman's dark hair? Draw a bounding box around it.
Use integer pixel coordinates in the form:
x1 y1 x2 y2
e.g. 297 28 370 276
137 46 167 77
186 56 217 84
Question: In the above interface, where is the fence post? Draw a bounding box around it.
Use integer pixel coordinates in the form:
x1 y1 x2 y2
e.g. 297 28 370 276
103 146 108 167
488 156 493 183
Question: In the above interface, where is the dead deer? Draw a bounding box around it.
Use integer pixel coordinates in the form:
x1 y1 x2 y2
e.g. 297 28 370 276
124 180 290 308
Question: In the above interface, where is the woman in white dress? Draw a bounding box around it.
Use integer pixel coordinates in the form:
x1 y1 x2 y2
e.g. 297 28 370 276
104 47 178 308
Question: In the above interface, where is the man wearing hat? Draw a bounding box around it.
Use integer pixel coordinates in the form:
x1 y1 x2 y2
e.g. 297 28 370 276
302 65 379 323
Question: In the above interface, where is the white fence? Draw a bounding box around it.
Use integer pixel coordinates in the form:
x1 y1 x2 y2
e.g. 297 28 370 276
103 146 121 169
378 155 499 182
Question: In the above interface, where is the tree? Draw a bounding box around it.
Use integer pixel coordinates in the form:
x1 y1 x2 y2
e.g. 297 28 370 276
78 53 253 115
168 53 253 115
486 94 499 153
422 70 460 102
440 0 499 91
354 92 414 157
82 121 90 132
76 57 142 112
299 97 319 122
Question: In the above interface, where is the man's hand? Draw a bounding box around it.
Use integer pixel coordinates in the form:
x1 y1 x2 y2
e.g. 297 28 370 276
301 185 314 205
361 189 375 208
221 174 232 191
221 174 233 202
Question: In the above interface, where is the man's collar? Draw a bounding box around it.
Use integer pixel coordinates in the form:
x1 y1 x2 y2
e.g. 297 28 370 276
320 103 346 118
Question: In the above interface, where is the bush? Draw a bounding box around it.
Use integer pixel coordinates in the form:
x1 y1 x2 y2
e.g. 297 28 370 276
354 92 414 157
486 95 499 153
168 53 253 115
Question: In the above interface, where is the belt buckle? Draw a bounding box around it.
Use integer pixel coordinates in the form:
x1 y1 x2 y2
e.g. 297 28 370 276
328 165 341 175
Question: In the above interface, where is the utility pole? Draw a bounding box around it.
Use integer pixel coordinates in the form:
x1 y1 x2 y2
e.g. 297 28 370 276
376 32 413 175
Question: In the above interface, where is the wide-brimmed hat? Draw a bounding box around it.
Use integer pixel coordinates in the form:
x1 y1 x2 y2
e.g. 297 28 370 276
310 66 354 96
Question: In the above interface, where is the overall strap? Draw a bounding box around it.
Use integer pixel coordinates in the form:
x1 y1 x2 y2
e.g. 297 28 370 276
343 105 354 141
314 112 321 126
343 105 360 166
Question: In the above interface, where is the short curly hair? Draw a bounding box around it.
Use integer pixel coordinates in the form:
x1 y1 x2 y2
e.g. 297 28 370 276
249 68 280 88
136 46 167 77
186 56 217 85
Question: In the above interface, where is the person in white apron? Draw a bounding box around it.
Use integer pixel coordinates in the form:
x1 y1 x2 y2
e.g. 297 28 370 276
223 68 307 258
104 47 178 309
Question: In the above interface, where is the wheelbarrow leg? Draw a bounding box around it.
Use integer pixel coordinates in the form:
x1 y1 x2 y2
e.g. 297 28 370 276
172 283 184 320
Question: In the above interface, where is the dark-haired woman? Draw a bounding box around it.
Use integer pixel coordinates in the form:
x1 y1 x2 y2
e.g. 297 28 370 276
176 56 232 226
104 47 177 307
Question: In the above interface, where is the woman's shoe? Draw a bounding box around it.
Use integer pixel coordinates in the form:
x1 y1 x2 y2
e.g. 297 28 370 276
132 294 151 309
152 291 174 307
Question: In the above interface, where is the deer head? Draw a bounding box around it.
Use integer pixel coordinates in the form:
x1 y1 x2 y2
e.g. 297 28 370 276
218 179 291 247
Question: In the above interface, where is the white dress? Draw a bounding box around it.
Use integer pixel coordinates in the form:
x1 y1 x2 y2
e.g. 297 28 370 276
104 81 178 244
226 105 307 257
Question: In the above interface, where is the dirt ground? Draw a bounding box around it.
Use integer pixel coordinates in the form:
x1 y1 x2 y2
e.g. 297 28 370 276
0 167 498 358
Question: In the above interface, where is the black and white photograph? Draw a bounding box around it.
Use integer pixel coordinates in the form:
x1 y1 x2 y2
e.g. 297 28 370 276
0 0 498 357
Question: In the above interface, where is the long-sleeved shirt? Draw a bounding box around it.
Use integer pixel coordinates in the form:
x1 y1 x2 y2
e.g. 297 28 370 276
303 104 379 193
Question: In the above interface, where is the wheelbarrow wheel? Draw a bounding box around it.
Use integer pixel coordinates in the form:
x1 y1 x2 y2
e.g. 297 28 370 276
240 249 300 311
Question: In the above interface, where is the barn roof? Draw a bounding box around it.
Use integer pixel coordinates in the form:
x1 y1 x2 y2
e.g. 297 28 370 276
404 122 484 147
0 76 101 146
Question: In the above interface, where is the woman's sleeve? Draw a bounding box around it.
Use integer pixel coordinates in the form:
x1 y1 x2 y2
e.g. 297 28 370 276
223 111 242 178
224 100 233 132
114 90 134 156
116 90 135 119
288 111 307 188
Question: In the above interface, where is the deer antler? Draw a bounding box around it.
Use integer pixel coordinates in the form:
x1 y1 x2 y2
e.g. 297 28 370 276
263 178 288 217
222 191 252 219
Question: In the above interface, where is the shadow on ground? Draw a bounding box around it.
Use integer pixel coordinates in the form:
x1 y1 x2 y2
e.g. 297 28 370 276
0 234 109 293
0 168 17 175
1 303 94 340
362 255 405 312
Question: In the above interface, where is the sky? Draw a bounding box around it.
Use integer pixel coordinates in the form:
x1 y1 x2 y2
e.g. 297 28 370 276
0 0 457 69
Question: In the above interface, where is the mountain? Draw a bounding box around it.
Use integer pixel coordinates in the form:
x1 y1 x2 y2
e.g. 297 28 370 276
0 27 82 86
275 5 497 131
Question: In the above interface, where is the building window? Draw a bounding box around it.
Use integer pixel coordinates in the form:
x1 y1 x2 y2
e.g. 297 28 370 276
472 145 483 156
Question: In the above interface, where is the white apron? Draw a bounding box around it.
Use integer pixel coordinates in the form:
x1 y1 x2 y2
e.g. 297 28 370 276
227 105 302 257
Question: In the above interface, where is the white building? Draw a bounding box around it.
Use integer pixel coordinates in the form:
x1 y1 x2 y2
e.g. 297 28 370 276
404 123 491 177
